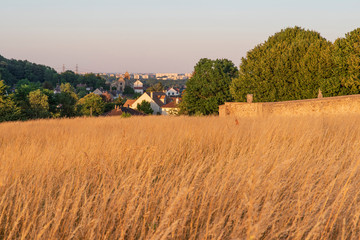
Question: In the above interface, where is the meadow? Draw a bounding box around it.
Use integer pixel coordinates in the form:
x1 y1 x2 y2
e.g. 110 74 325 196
1 115 360 239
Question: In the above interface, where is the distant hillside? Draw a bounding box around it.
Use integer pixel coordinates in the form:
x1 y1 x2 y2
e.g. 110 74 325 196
0 55 59 86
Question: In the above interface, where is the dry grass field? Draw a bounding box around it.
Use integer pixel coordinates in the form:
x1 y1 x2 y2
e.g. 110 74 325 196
1 115 360 239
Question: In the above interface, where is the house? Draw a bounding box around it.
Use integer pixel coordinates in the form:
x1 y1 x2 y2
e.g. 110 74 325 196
123 99 136 108
131 91 171 115
111 77 126 92
54 85 61 94
162 97 181 115
101 92 113 102
93 88 103 95
103 105 146 116
133 80 144 94
166 87 180 96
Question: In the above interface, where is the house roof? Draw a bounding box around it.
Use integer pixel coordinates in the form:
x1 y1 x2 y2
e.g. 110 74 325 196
146 92 168 107
123 99 136 108
162 101 178 108
103 107 146 116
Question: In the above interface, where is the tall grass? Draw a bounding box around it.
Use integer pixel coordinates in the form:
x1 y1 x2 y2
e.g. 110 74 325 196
1 115 360 239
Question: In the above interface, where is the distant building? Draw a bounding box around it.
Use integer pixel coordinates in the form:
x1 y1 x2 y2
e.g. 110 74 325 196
141 74 149 79
111 77 126 92
156 73 179 80
93 88 103 95
54 85 61 94
133 80 144 94
166 87 180 96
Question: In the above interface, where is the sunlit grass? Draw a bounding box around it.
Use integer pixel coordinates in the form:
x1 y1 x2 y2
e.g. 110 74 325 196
1 115 360 239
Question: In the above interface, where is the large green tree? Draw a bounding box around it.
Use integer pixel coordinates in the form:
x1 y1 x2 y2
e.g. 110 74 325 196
28 89 50 118
56 83 78 117
322 28 360 96
230 27 332 102
77 93 105 116
180 58 238 115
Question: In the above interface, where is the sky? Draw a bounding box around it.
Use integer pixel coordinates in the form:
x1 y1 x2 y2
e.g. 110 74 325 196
1 0 360 73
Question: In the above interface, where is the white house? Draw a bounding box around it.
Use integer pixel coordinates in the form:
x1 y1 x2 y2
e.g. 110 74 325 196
162 98 180 115
131 92 171 115
166 87 179 96
133 80 144 94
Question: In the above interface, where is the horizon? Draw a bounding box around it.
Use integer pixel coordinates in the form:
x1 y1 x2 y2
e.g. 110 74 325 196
1 0 360 73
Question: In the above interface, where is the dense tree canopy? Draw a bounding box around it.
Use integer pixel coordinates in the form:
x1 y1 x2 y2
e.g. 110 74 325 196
181 58 238 115
322 28 360 96
230 27 333 102
77 93 105 116
28 89 50 118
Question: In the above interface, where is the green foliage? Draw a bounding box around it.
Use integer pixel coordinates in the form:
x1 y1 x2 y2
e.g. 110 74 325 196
137 100 153 115
123 86 134 94
0 55 58 86
181 58 238 115
0 80 22 122
121 112 131 118
56 83 78 117
42 81 53 90
28 89 50 118
14 80 41 117
77 93 105 116
230 27 332 102
104 102 116 113
146 82 164 92
322 28 360 96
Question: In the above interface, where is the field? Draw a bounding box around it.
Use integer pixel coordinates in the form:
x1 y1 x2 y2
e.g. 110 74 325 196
1 115 360 239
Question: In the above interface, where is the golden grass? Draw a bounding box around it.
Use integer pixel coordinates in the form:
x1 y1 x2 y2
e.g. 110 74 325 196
1 115 360 239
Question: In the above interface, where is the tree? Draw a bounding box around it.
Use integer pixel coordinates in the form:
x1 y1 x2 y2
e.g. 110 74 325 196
0 80 21 122
322 28 360 96
56 83 78 117
230 27 332 102
180 58 238 115
28 89 50 118
77 93 105 116
13 80 41 118
137 100 153 115
123 86 134 94
146 82 164 92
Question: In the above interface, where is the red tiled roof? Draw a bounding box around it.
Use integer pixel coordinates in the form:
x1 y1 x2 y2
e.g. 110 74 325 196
162 101 179 108
123 99 136 108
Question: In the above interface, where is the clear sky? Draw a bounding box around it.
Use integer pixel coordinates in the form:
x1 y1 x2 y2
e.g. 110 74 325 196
1 0 359 73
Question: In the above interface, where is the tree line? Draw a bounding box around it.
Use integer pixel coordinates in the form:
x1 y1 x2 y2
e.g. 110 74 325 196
0 80 124 122
181 27 360 115
0 55 106 91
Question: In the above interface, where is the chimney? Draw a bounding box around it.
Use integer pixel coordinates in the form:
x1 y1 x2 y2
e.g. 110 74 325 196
150 91 153 99
247 94 253 103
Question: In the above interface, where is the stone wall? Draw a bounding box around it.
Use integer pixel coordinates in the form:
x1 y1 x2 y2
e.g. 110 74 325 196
219 94 360 117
